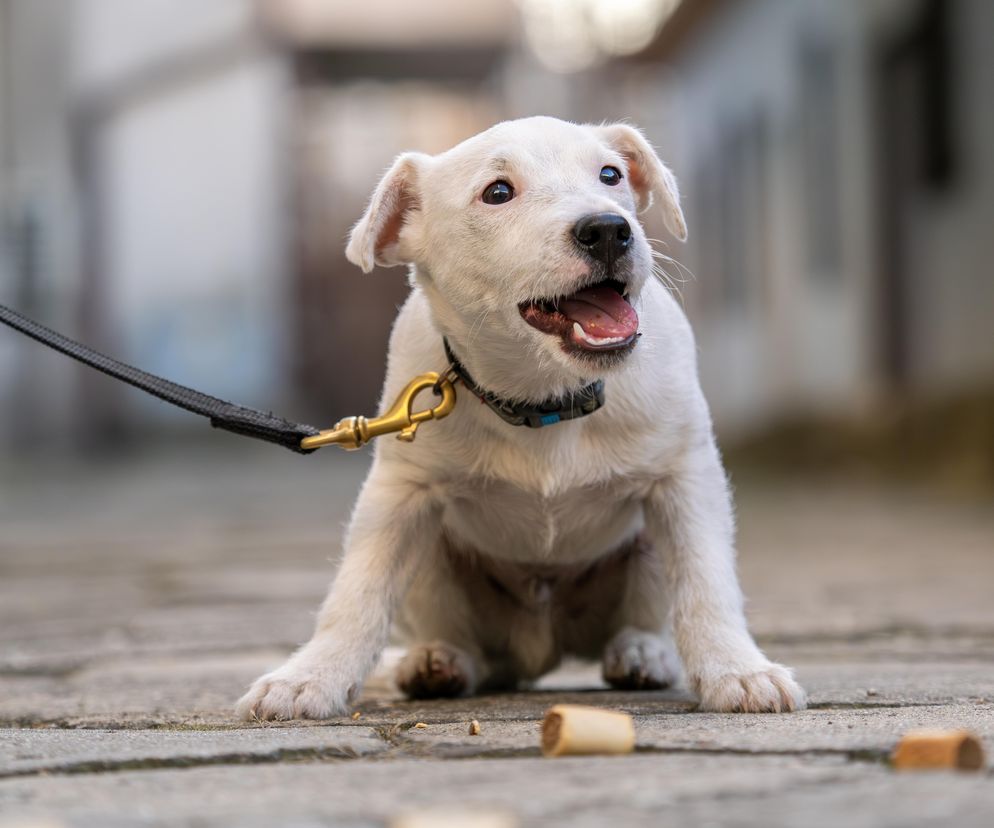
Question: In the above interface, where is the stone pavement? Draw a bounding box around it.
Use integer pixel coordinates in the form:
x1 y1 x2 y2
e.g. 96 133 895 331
1 445 993 827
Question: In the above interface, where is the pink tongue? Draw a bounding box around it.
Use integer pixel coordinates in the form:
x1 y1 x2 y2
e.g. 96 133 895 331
560 285 638 339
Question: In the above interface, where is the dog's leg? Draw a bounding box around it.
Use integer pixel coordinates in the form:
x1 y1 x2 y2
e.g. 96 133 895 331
644 441 806 713
236 465 438 720
392 551 485 699
599 537 681 690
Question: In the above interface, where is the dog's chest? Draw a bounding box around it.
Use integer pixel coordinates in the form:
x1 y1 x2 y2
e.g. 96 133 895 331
440 472 650 565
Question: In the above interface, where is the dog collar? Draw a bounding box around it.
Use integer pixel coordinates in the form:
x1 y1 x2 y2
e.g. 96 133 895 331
443 338 605 428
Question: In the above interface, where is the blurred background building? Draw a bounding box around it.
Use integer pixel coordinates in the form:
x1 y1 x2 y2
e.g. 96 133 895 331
1 0 991 483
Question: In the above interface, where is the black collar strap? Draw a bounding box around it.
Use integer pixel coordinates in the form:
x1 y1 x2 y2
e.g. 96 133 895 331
443 338 604 428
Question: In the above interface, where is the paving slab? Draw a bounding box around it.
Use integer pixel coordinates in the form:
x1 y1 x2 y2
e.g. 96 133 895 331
394 703 994 761
1 751 992 828
734 481 994 638
0 753 863 827
795 659 994 705
0 726 386 778
0 652 280 726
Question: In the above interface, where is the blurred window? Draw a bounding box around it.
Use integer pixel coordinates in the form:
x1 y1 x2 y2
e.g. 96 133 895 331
693 110 771 315
692 148 722 313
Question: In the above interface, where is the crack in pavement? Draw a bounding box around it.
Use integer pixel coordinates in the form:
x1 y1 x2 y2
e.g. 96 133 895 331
0 700 966 731
804 701 949 710
0 739 898 782
756 624 994 646
0 744 372 781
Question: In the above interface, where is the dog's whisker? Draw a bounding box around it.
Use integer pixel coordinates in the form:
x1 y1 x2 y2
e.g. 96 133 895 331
651 264 688 307
468 309 491 347
644 236 673 251
649 250 695 284
645 234 694 281
651 261 692 285
652 263 679 289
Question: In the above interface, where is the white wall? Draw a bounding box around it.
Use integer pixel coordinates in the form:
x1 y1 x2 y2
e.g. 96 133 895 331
69 0 292 423
663 0 872 433
901 0 994 394
0 0 293 447
652 0 993 435
69 0 252 92
0 0 80 445
99 56 290 415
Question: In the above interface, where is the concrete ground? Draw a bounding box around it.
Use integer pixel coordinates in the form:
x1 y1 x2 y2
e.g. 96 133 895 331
1 444 993 827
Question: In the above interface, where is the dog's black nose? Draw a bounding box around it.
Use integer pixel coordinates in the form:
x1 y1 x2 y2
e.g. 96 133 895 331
572 213 632 265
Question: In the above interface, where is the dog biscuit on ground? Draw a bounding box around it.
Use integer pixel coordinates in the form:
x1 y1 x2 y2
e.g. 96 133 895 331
541 704 635 757
892 729 985 771
392 809 517 828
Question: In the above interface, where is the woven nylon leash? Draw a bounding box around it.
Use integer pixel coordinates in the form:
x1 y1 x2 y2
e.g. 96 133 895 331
0 302 325 453
0 301 465 453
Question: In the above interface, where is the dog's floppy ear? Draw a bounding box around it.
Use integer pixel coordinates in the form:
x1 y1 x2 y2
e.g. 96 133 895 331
595 123 687 242
346 152 429 272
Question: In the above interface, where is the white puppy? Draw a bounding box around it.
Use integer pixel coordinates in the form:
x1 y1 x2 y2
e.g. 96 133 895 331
237 116 804 719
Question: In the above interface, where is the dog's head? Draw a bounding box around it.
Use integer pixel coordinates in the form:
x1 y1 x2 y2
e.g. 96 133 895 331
346 116 686 400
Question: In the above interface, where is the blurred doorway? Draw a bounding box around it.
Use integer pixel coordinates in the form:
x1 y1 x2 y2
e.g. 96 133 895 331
289 50 502 417
875 0 956 391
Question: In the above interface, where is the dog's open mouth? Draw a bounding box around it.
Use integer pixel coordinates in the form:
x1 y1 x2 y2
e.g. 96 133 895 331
519 279 638 353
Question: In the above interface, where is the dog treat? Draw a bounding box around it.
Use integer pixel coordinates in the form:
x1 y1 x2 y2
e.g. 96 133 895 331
391 809 517 828
351 711 362 720
413 721 428 729
892 729 985 771
469 719 481 736
541 704 635 757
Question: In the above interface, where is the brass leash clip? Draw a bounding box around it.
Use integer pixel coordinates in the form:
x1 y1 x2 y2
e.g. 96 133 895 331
300 372 457 451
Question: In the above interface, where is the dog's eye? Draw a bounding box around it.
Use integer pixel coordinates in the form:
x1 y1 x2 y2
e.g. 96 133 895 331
481 180 514 205
599 166 623 186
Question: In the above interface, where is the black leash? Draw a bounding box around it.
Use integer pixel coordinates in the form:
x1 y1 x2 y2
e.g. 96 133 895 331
0 303 320 454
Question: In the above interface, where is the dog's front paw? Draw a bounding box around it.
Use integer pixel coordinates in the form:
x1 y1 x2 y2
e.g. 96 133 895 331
396 641 477 699
236 661 358 721
695 662 805 713
602 627 681 690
